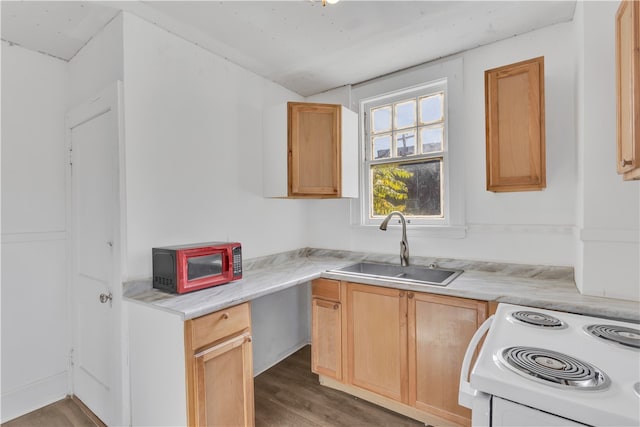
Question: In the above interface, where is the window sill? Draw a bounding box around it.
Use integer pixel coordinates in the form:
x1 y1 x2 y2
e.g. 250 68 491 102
351 224 466 239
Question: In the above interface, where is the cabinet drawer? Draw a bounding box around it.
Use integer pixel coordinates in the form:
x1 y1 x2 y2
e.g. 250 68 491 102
312 278 341 301
187 302 251 351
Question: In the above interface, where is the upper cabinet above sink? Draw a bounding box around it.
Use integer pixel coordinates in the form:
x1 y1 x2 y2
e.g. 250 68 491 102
263 102 358 198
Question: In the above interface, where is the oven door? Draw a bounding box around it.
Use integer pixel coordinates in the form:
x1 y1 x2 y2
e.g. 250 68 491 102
178 247 231 293
492 397 588 427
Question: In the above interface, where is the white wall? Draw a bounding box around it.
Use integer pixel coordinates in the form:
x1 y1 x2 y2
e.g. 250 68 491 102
68 15 124 108
251 283 311 376
121 13 307 280
306 20 577 267
1 41 69 422
574 1 639 301
120 13 313 391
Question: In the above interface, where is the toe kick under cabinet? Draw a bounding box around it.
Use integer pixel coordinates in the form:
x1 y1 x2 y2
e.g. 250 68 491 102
128 301 254 427
312 279 487 427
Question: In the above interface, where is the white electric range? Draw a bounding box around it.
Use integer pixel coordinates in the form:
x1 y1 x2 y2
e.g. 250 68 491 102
459 303 640 426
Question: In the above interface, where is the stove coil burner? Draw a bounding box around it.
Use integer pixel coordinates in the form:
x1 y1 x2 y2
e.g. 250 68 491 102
510 310 567 329
498 346 610 390
584 324 640 350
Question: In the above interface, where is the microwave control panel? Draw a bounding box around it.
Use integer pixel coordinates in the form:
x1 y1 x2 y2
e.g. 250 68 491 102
232 246 242 276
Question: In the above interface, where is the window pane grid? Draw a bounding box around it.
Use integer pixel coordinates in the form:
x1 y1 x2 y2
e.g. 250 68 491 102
369 99 444 160
363 82 447 222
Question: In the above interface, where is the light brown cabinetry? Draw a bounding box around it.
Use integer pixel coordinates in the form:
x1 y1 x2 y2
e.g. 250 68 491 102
184 302 254 427
485 57 546 192
312 279 488 426
289 102 341 197
408 293 487 426
616 0 640 180
311 279 342 380
263 102 358 198
345 283 408 403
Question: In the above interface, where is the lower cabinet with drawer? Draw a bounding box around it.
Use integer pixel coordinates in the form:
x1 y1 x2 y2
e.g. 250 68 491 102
185 303 254 427
311 279 487 427
127 301 254 427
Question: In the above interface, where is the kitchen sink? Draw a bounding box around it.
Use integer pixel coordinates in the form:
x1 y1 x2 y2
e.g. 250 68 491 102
328 262 463 287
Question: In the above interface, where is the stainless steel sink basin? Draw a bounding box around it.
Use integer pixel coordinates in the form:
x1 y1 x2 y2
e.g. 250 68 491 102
328 262 462 287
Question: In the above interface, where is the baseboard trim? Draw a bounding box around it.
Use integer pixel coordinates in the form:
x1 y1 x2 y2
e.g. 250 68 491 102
71 395 107 427
0 372 68 423
318 375 464 427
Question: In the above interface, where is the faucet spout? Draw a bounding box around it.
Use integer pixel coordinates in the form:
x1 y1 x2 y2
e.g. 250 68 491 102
379 211 410 266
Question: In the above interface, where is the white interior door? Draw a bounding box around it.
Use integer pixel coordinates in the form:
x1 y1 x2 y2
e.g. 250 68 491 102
67 83 123 426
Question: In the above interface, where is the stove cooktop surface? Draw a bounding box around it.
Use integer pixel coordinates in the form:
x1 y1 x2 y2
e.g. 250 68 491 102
497 346 610 390
509 310 567 329
471 303 640 427
584 323 640 350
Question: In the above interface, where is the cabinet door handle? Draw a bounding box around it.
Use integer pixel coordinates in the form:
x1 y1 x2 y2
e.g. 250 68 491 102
407 292 414 299
333 304 339 310
399 291 406 297
221 312 230 320
622 159 633 167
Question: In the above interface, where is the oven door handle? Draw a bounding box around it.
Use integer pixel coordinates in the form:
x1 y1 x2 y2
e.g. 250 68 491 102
459 315 494 409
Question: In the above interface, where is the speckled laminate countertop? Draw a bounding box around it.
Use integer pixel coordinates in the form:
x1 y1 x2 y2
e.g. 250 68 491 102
124 248 640 322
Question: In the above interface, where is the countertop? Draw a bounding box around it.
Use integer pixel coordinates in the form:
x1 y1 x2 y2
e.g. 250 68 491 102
124 248 640 322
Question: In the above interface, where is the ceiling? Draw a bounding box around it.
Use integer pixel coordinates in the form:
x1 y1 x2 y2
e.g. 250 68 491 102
1 1 576 96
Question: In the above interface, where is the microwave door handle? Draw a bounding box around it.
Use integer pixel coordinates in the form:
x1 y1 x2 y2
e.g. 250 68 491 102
459 315 494 409
224 250 232 277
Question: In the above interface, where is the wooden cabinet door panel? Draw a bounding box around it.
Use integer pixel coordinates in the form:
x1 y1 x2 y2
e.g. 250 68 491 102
193 333 254 427
408 293 487 427
485 57 546 192
288 102 341 196
616 0 640 180
311 298 342 380
346 283 408 403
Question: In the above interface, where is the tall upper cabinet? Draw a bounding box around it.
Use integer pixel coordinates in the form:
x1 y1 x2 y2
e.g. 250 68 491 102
485 57 546 192
263 102 358 198
616 0 640 181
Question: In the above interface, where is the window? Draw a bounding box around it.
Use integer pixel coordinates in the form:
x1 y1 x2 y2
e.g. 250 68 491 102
362 80 448 225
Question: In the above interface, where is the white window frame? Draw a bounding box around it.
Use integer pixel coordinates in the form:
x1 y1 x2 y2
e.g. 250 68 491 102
349 56 465 237
360 79 450 226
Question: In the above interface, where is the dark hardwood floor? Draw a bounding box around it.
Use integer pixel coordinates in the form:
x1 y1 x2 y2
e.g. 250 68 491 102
254 346 423 427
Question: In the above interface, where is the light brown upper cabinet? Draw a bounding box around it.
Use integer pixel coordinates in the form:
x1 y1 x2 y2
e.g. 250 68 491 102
263 101 358 198
485 57 546 192
616 0 640 181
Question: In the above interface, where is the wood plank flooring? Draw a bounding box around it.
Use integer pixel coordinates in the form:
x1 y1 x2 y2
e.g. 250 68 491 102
254 346 424 427
2 397 99 427
4 346 423 427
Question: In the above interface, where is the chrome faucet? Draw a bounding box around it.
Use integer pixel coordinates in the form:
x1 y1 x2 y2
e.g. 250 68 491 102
379 211 409 266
